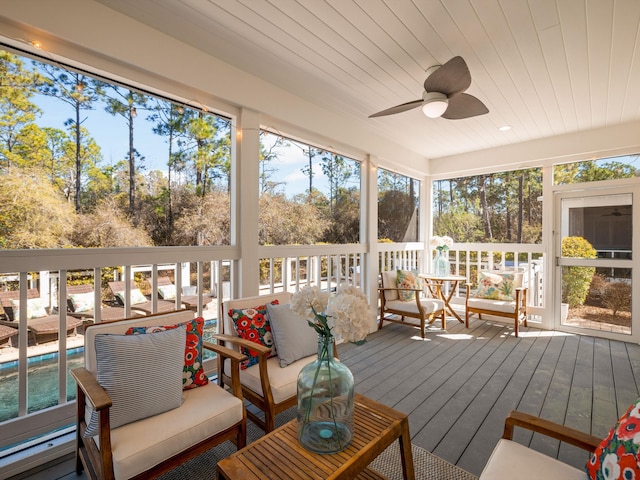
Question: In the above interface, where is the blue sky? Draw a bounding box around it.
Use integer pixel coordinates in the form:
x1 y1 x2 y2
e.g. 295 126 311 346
33 92 172 172
22 48 364 199
32 90 344 198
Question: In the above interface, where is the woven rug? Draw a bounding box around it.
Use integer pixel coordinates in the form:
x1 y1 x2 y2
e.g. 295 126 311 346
159 408 478 480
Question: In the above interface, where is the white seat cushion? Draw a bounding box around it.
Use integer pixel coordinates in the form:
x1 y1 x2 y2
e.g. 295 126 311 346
225 355 316 404
385 298 444 315
107 382 243 480
467 297 517 314
480 439 586 480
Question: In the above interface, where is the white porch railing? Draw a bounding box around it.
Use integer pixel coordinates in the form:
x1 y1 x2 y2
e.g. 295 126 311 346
256 244 369 303
377 242 425 272
444 243 545 313
0 240 545 463
0 246 241 456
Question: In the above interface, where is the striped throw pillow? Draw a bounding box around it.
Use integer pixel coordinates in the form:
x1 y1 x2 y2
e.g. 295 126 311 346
83 325 186 437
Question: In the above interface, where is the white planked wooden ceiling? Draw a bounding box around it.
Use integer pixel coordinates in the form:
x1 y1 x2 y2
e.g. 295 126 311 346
95 0 640 160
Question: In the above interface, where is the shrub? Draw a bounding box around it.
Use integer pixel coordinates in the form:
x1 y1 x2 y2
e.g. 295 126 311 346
561 236 597 308
586 274 607 307
603 281 631 316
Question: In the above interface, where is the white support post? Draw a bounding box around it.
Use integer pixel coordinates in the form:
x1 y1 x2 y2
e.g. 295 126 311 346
180 263 190 291
364 154 378 332
235 108 261 298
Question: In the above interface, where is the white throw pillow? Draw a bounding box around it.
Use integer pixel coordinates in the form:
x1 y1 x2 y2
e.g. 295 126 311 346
10 298 48 319
158 284 177 300
115 288 148 305
83 325 186 437
267 303 318 368
69 292 95 313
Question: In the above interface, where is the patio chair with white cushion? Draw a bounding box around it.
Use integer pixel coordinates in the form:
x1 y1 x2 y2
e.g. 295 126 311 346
151 276 213 312
378 270 446 338
479 398 640 480
215 292 324 432
67 284 142 322
71 310 246 480
465 270 528 336
108 281 177 315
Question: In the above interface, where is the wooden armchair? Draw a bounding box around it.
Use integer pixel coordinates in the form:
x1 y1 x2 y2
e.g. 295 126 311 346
215 292 322 432
378 270 446 338
480 410 601 479
71 310 246 480
465 270 528 336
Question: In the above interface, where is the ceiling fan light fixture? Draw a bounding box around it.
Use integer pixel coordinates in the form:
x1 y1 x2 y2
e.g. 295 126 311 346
422 92 448 118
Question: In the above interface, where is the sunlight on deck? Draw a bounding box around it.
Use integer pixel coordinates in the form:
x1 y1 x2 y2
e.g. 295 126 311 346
410 335 433 342
436 333 475 340
516 330 575 337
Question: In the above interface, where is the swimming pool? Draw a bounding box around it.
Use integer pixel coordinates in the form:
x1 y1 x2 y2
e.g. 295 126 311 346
0 348 84 423
0 319 219 423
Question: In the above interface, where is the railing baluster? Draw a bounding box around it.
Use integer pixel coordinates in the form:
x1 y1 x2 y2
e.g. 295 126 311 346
58 270 67 406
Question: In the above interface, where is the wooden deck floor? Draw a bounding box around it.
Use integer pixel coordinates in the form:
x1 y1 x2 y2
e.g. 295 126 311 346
341 316 640 476
17 314 640 479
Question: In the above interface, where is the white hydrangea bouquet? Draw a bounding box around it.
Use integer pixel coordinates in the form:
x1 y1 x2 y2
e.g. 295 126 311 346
430 235 454 252
291 284 371 345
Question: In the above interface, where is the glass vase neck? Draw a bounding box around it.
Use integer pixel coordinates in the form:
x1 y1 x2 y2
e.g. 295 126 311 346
317 335 334 359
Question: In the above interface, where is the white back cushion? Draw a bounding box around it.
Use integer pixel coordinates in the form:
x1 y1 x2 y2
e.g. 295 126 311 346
222 292 292 337
381 271 399 301
84 310 195 375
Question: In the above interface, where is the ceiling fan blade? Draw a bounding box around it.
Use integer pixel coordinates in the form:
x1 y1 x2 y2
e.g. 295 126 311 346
369 99 423 118
441 93 489 119
424 56 471 96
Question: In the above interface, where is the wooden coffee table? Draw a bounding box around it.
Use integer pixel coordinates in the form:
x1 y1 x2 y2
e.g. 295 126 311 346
217 393 415 480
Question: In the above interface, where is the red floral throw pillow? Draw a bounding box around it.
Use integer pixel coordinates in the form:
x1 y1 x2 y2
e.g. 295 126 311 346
587 397 640 479
230 301 279 370
126 317 209 390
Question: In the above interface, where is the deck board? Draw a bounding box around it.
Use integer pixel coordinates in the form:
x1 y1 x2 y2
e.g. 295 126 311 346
455 330 552 472
611 340 640 411
560 335 595 466
431 325 539 464
591 337 617 437
20 315 640 480
339 318 640 477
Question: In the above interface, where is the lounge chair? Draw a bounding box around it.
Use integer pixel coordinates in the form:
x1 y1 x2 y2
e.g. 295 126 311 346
0 289 83 345
108 281 177 315
0 323 18 348
151 276 213 312
66 284 143 322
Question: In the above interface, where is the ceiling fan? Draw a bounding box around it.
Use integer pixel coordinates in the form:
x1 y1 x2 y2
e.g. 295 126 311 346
603 207 632 217
369 56 489 120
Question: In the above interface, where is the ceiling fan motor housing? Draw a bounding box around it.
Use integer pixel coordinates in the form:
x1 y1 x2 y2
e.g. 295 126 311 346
422 91 448 117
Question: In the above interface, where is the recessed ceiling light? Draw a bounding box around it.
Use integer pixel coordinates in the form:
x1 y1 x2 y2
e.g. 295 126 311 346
30 40 42 49
498 125 511 131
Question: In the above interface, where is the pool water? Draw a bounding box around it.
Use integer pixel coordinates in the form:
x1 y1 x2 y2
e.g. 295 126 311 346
0 349 84 423
0 319 219 423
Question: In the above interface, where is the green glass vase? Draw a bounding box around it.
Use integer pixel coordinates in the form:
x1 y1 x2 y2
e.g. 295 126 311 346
297 335 354 454
433 249 450 277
